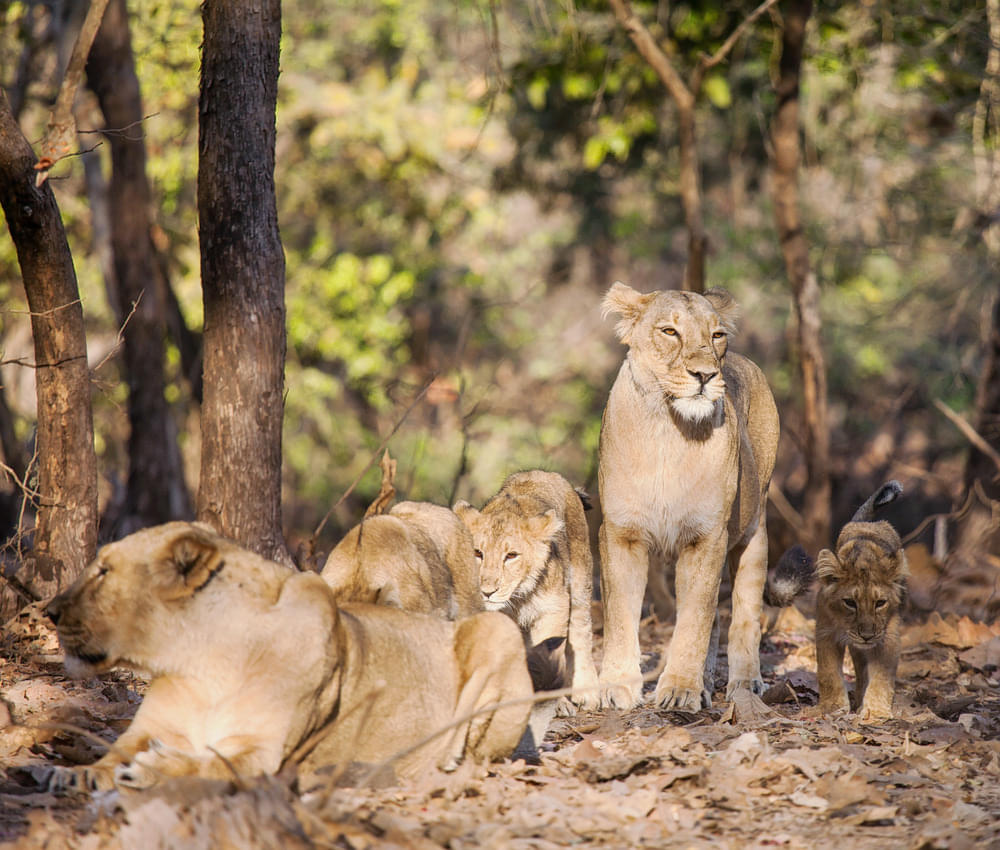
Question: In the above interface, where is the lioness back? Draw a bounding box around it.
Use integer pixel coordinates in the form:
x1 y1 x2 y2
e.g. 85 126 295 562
320 501 481 619
454 470 600 710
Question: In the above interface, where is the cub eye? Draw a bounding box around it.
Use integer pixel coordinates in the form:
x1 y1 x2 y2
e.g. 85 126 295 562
842 598 858 611
504 552 519 562
659 327 677 336
874 599 888 609
473 549 483 560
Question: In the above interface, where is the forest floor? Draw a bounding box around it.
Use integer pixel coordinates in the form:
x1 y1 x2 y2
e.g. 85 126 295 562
1 571 1000 849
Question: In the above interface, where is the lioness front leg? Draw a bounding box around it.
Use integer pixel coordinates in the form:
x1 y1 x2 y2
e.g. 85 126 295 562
598 520 648 710
654 533 726 711
726 521 767 698
47 727 153 793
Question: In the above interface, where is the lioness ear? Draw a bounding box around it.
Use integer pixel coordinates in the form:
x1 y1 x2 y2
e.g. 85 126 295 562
703 287 739 335
375 580 403 609
601 281 654 345
161 529 226 600
528 509 564 544
814 548 841 585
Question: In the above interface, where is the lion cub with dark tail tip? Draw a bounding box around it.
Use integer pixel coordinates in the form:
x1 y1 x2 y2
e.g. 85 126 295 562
816 481 908 720
454 471 600 711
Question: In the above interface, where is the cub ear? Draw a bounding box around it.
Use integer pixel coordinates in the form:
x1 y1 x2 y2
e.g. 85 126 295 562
375 580 403 609
452 501 480 526
161 528 226 600
814 548 841 585
601 281 653 345
703 287 739 335
527 509 565 545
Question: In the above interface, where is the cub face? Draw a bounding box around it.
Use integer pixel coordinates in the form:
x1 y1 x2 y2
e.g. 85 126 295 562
453 505 563 611
601 283 738 422
815 520 908 649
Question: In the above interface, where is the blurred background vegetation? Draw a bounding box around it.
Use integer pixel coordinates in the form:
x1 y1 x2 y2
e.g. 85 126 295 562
0 0 992 558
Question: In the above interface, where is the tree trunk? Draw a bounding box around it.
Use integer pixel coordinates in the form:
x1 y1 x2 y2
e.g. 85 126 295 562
961 0 1000 549
87 0 192 534
770 0 831 552
197 0 290 564
0 90 98 597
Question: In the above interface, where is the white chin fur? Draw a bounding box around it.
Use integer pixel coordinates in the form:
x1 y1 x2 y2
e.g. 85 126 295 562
670 395 717 422
63 654 101 679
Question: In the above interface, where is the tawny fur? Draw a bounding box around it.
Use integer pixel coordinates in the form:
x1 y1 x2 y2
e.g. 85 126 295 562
597 283 779 712
454 470 600 711
321 501 482 619
44 522 531 792
814 482 908 720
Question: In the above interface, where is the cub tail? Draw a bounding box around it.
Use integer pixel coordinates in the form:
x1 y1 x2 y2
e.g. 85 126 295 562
849 480 903 523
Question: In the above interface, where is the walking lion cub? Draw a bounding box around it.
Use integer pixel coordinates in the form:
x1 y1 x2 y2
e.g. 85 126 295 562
816 481 908 720
454 470 600 711
44 522 532 791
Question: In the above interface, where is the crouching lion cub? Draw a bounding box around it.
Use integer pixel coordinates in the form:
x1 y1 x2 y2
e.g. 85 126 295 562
321 501 483 619
44 522 532 792
598 283 779 712
454 470 600 711
815 481 908 720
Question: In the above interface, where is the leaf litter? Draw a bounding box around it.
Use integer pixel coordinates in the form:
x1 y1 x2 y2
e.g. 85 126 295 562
2 591 1000 848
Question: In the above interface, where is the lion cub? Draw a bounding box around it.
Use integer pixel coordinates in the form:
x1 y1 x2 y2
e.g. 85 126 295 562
321 501 483 620
454 470 600 711
815 481 908 720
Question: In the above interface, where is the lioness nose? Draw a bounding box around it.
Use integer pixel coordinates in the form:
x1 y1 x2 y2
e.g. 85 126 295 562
688 369 717 386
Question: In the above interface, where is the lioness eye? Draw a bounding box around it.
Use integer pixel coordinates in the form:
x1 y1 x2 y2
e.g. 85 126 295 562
842 598 858 610
504 552 519 562
473 549 483 560
660 327 677 336
712 331 726 339
874 599 887 609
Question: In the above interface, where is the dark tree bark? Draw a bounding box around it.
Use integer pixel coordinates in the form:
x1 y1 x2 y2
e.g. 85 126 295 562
770 0 831 552
0 90 98 596
197 0 291 564
86 0 192 533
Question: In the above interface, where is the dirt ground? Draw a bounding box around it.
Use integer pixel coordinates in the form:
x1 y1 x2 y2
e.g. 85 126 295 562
2 554 1000 850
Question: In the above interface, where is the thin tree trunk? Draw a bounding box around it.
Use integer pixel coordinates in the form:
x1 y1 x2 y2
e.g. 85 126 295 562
0 90 98 596
770 0 831 552
961 0 1000 549
197 0 291 564
87 0 192 532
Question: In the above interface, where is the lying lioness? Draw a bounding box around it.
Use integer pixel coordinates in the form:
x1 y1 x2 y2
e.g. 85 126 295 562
44 522 532 791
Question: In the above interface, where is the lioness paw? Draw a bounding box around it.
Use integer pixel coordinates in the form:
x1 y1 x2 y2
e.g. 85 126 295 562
46 764 114 794
858 703 894 722
654 672 711 711
725 677 765 700
599 682 643 711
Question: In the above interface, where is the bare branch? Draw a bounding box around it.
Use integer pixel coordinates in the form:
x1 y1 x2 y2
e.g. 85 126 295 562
34 0 112 185
693 0 781 89
934 398 1000 479
90 291 143 375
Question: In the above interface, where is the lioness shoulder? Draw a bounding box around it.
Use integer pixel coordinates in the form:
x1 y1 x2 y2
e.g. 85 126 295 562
598 283 779 713
454 470 600 711
44 522 530 792
320 500 482 619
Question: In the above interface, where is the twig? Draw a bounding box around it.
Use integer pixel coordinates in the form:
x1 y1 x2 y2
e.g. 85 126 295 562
311 376 436 541
933 398 1000 480
90 291 143 375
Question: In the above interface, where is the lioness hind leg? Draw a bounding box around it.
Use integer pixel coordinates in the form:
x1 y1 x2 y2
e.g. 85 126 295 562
443 614 532 771
726 520 767 699
598 521 649 710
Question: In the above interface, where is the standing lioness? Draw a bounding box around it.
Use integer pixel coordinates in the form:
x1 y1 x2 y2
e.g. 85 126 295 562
598 284 779 711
